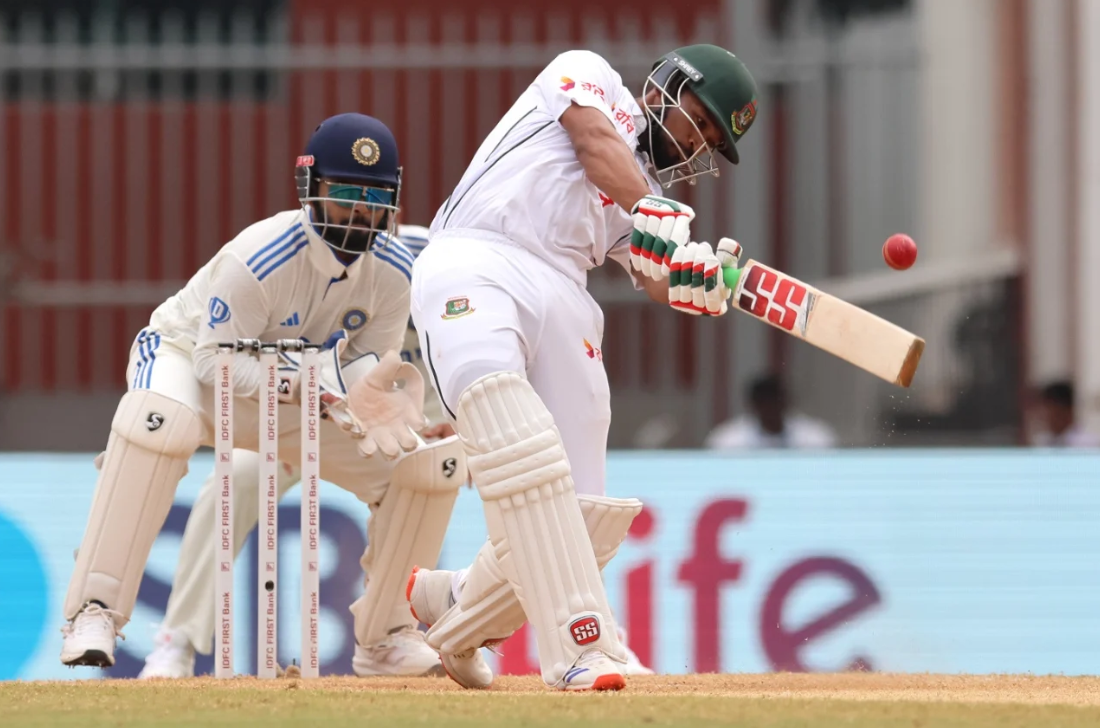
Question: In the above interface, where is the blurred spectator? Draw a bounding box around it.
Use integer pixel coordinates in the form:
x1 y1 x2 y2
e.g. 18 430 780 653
1030 380 1100 448
705 374 837 449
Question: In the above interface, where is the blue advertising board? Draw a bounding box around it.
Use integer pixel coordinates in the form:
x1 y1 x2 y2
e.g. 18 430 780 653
1 450 1098 680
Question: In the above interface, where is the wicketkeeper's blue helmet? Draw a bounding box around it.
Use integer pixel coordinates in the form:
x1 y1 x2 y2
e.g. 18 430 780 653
295 113 402 254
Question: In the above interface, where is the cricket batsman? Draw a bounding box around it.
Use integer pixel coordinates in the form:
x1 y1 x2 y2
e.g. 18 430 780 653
136 225 455 678
60 114 466 673
405 45 758 690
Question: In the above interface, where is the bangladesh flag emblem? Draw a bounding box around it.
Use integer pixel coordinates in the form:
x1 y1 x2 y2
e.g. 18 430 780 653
442 296 474 320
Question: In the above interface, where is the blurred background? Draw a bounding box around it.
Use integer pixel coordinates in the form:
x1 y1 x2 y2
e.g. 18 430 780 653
3 0 1099 683
4 0 1087 451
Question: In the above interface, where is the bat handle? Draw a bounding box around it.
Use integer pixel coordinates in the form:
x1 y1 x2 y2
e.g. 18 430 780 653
722 265 743 292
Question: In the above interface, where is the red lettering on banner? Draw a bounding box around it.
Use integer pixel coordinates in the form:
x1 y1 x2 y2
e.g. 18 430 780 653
625 507 655 668
760 557 880 672
677 499 748 673
497 624 537 675
490 498 881 676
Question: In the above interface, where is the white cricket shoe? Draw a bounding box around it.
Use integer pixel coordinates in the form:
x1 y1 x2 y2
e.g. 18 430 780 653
406 565 494 689
406 565 459 627
60 602 124 668
556 648 627 691
615 624 655 675
352 625 444 677
621 643 655 675
439 646 494 689
138 627 195 679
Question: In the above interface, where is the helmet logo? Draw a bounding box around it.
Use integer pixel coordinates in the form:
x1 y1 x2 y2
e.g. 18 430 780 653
352 138 381 166
296 155 315 167
732 98 758 136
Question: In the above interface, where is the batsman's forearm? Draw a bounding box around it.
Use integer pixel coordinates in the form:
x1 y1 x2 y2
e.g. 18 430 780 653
576 138 652 211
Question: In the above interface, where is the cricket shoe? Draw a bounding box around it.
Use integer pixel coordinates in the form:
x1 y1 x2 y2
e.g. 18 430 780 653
407 566 495 689
616 624 655 675
406 565 459 627
555 648 627 692
352 625 444 677
60 602 124 668
138 627 195 679
621 643 655 675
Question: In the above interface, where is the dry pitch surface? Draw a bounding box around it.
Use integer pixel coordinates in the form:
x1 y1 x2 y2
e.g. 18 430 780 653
5 673 1100 727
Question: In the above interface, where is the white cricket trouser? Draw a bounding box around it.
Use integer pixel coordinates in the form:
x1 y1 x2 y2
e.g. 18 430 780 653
410 230 612 496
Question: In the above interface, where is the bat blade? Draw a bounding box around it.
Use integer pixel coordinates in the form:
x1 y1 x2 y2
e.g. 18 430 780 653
722 261 924 387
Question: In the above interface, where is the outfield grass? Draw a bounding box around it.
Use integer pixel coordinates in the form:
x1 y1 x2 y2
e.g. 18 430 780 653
4 674 1099 727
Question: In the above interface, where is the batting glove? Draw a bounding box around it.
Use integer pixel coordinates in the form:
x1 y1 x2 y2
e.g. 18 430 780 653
668 237 743 316
630 195 695 281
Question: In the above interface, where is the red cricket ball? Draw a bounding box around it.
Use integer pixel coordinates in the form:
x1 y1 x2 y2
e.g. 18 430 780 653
883 233 918 271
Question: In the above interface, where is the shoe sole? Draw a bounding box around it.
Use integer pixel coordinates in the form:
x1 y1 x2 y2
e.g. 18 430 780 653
62 649 114 668
565 673 626 692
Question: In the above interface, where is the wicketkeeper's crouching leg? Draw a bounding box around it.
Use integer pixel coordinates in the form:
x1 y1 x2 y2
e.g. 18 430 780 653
347 435 466 676
409 372 640 691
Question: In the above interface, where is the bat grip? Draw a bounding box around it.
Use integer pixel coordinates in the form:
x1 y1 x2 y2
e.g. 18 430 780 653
722 266 743 292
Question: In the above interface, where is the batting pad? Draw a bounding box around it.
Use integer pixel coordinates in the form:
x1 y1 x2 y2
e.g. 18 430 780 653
64 390 202 623
426 494 643 656
350 435 466 646
455 372 626 685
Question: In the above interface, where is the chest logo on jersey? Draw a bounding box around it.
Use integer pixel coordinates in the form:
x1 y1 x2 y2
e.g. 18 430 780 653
208 297 231 329
341 308 370 331
441 296 475 320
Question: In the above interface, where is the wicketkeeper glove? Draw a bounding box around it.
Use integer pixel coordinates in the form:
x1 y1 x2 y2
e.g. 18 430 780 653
630 195 695 281
347 350 427 460
668 238 743 316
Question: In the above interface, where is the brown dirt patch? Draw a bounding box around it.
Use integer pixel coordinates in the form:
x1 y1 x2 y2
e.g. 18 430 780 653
51 672 1100 706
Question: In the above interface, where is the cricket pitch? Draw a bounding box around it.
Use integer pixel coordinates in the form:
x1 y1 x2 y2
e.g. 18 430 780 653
5 673 1100 727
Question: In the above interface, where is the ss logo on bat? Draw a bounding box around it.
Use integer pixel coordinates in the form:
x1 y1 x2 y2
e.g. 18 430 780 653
737 264 812 335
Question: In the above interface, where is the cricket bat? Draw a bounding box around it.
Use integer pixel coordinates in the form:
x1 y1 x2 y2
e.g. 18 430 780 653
722 260 924 388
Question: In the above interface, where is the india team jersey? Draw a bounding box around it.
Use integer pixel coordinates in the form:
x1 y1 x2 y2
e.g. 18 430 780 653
147 208 414 397
429 50 661 287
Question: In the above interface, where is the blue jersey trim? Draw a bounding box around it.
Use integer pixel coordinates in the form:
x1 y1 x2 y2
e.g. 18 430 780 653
372 248 412 282
256 237 310 281
249 225 307 278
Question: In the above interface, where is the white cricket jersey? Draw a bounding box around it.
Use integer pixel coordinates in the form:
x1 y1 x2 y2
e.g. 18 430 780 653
147 208 414 398
429 50 660 287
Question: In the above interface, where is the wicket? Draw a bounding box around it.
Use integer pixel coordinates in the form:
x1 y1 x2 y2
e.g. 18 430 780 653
214 339 322 679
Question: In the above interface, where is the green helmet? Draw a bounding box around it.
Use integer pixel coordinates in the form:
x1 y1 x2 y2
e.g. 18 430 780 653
642 44 759 185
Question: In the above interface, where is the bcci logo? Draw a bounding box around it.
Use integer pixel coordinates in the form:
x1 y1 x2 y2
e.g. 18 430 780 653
342 308 369 331
441 296 474 320
569 616 601 646
351 137 381 167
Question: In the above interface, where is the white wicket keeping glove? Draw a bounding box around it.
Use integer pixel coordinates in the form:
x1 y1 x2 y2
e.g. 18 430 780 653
347 350 427 460
630 195 695 281
276 330 365 437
